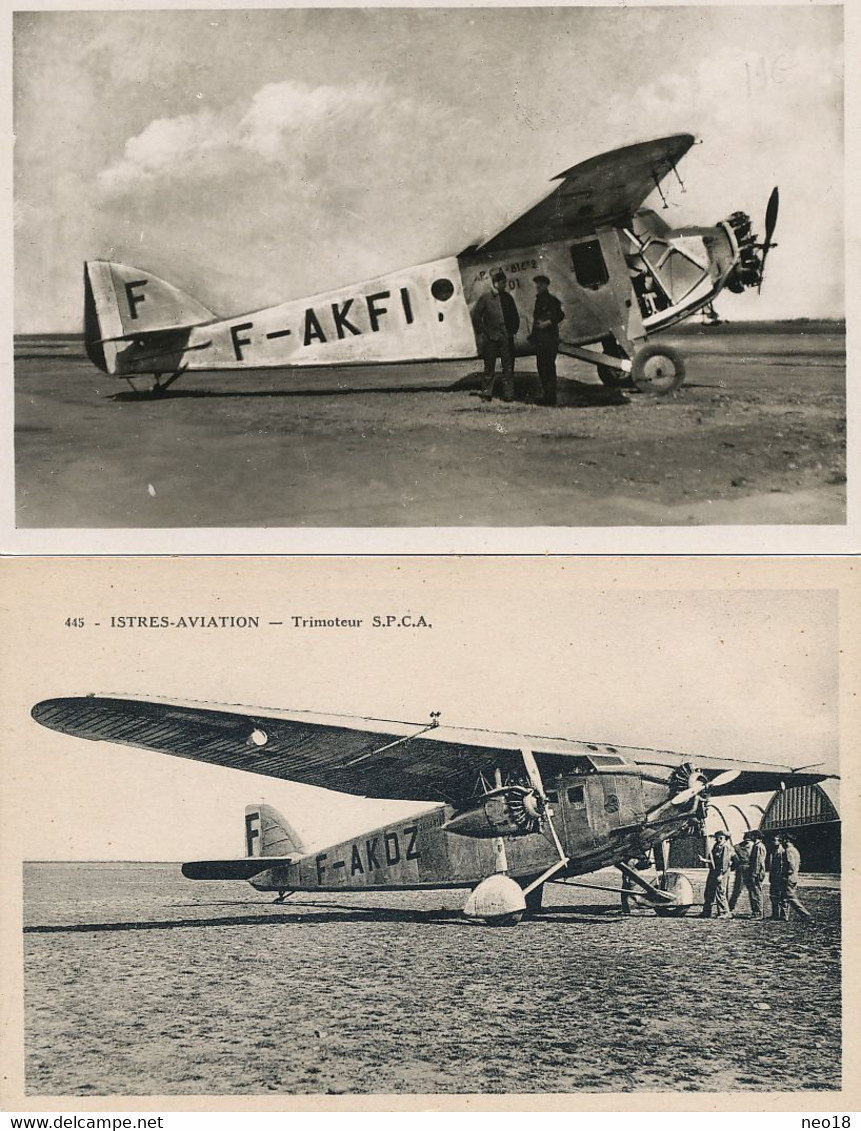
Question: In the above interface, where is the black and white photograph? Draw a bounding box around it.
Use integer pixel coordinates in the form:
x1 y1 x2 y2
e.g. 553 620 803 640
12 5 846 533
1 556 854 1106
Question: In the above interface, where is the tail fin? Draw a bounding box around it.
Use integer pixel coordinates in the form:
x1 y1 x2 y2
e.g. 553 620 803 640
84 260 215 374
244 803 306 859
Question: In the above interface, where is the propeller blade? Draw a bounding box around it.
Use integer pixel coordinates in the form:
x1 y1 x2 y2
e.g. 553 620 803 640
764 186 780 245
520 746 546 798
670 768 739 806
520 746 567 865
758 186 779 293
709 769 741 790
670 785 699 807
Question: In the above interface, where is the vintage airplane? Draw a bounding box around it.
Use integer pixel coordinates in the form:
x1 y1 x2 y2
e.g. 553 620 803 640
84 133 778 397
32 695 828 925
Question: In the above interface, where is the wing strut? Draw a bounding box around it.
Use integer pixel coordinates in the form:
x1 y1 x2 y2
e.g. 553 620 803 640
343 711 441 766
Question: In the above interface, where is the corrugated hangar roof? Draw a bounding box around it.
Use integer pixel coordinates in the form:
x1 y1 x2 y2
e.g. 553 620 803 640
762 781 840 830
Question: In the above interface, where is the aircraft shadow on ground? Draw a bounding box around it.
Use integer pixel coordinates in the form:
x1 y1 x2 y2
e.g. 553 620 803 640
23 903 625 934
110 384 464 402
108 377 632 408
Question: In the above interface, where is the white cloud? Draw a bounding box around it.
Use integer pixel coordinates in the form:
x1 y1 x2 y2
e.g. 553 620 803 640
239 80 381 159
98 80 390 194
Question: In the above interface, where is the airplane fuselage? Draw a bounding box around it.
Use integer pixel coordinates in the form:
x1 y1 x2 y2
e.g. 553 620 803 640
246 769 690 894
85 215 741 381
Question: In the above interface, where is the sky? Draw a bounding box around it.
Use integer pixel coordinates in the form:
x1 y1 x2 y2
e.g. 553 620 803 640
13 5 844 333
3 558 842 862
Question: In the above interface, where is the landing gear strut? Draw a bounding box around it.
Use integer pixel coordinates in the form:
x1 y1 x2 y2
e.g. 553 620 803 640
121 365 188 398
561 338 686 396
597 335 632 389
523 883 545 916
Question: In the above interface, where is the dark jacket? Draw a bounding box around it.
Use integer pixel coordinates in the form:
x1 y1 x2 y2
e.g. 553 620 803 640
531 291 565 344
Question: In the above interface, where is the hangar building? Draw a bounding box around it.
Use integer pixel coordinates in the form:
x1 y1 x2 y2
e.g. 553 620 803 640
760 780 840 872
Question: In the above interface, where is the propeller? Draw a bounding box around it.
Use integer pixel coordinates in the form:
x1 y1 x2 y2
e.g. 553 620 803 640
670 768 741 807
520 747 569 884
757 186 779 293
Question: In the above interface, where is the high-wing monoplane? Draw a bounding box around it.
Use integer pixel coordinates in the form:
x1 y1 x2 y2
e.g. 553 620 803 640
32 696 827 925
83 134 778 396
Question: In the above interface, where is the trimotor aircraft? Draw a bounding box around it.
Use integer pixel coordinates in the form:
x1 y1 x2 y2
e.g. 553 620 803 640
84 133 778 397
32 695 827 925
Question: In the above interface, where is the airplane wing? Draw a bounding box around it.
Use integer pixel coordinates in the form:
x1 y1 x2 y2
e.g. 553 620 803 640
477 134 696 253
31 695 833 804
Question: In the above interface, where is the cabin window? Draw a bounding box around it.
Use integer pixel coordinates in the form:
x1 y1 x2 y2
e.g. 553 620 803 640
567 785 585 807
570 240 609 289
545 789 559 804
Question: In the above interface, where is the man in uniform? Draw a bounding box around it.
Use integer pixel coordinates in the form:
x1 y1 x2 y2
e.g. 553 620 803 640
728 830 753 912
530 275 565 406
767 835 786 919
746 829 768 919
471 269 520 403
779 833 813 921
699 829 734 918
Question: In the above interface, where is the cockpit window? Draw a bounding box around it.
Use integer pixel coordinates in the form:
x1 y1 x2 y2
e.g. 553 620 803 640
568 785 585 806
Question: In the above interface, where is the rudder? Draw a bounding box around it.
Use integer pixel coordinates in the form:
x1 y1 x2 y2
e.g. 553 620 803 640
244 803 306 859
83 260 215 374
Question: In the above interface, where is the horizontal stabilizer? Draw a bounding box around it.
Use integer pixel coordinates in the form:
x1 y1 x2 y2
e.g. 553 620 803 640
182 857 297 881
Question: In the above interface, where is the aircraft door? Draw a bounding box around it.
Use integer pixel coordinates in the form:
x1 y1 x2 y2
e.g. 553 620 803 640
551 776 598 855
557 231 645 346
596 773 646 837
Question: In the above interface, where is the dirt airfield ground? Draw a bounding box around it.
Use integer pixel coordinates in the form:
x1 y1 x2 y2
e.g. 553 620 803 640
23 862 840 1097
15 323 845 528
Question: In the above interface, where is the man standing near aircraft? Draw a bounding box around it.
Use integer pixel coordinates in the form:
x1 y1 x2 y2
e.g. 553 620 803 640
767 835 786 919
530 275 565 406
779 834 813 921
471 269 520 402
745 829 768 919
699 829 734 918
728 829 754 912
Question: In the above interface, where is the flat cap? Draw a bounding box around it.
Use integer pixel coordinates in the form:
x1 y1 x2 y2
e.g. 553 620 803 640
533 274 550 285
490 269 507 281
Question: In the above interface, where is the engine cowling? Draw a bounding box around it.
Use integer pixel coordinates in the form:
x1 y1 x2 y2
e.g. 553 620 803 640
723 210 765 291
442 786 544 838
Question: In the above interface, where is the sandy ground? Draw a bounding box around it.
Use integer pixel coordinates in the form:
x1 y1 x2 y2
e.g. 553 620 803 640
14 324 845 527
23 862 841 1096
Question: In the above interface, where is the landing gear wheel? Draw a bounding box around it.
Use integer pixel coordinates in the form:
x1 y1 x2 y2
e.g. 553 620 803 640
630 343 686 395
597 335 632 388
654 871 694 916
